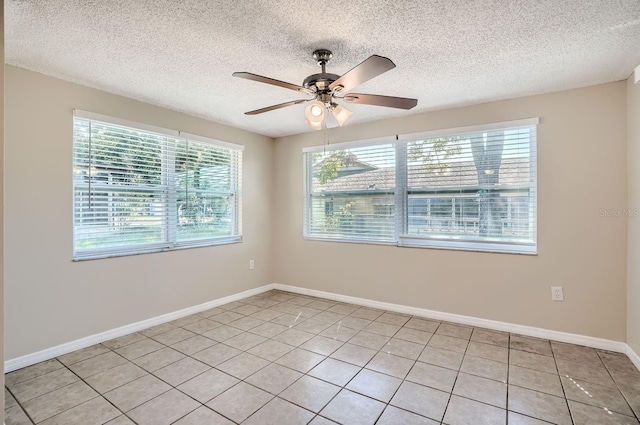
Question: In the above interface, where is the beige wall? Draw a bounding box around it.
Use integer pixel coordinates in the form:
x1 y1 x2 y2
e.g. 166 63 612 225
628 73 640 354
4 66 274 360
273 82 628 341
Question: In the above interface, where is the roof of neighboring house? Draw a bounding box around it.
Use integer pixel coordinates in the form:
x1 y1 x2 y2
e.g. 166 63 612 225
313 158 532 192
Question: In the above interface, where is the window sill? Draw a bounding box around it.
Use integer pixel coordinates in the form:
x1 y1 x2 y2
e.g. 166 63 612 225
73 236 242 261
398 235 536 255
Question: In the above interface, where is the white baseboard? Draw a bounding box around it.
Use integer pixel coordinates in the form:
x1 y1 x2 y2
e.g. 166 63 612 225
627 344 640 371
6 282 636 373
4 285 272 373
271 283 629 354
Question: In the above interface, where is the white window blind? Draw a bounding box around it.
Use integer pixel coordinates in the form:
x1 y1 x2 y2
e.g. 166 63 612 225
303 119 537 254
73 112 242 259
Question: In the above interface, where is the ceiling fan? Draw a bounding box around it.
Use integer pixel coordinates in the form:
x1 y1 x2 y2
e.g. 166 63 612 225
232 49 418 130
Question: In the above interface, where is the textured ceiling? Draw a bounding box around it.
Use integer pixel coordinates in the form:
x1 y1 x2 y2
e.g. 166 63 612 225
5 0 640 138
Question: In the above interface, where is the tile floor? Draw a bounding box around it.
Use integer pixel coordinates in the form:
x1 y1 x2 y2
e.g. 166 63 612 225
4 290 640 425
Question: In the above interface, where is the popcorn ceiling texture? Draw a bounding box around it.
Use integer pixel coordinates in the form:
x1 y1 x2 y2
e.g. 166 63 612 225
5 0 640 137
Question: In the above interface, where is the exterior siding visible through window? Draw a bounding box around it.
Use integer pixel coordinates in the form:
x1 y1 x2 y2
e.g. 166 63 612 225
303 119 537 254
72 111 243 260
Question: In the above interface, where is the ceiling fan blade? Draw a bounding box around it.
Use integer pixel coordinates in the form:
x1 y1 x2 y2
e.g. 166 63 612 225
244 99 310 115
233 72 315 95
329 55 396 92
342 93 418 110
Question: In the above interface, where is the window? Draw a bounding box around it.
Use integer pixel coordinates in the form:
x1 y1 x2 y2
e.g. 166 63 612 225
73 111 242 260
304 119 537 254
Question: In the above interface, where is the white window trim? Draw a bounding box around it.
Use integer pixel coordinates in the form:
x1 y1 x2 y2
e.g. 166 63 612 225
72 110 243 260
303 118 538 255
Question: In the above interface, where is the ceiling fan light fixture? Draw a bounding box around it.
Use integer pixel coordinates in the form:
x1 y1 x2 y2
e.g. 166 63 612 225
331 103 353 127
304 118 322 130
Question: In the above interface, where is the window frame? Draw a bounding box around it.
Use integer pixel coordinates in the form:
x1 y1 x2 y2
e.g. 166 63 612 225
303 118 538 254
72 110 243 260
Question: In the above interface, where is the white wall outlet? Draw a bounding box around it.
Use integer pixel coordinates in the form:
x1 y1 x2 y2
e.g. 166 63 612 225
551 286 564 301
249 259 255 270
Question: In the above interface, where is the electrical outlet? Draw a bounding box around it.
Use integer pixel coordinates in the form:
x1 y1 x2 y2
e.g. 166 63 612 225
249 259 255 270
551 286 564 301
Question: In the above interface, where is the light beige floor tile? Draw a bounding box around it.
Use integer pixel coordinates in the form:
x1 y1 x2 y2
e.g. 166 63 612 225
85 361 147 393
308 358 361 386
58 345 111 366
299 335 344 356
507 411 553 425
11 367 79 403
320 389 386 425
132 347 186 372
428 334 468 353
250 309 285 321
306 300 336 310
227 316 265 331
376 312 411 326
349 331 391 350
271 313 303 327
215 352 269 380
223 332 267 351
243 397 315 425
465 341 508 363
390 381 449 422
128 389 199 425
406 362 458 392
378 405 438 424
181 319 221 334
510 335 552 356
350 307 385 321
272 329 315 346
329 343 377 367
170 314 202 328
103 374 171 412
5 404 33 425
177 368 239 403
551 341 602 365
170 335 216 355
381 338 425 360
509 364 564 397
105 415 137 425
248 339 294 361
346 368 402 402
295 318 334 333
232 304 263 316
6 359 64 388
245 363 302 394
173 406 234 425
555 358 616 388
508 385 572 425
313 311 347 324
328 303 360 316
39 395 120 425
561 375 634 416
275 348 326 373
191 343 241 367
23 381 97 423
101 333 147 350
509 350 557 374
154 357 210 386
404 318 440 333
436 323 473 340
470 329 509 347
206 382 273 423
366 352 415 379
280 375 341 412
443 395 506 425
418 346 464 370
248 322 289 338
364 321 401 337
460 355 508 382
5 387 18 409
309 416 340 424
138 323 177 338
568 400 640 425
209 311 244 324
336 316 372 331
151 328 196 346
197 307 225 319
453 372 507 408
114 338 164 361
598 350 640 375
320 323 360 342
